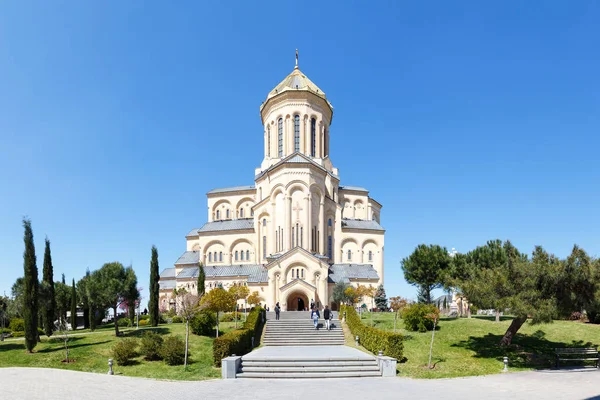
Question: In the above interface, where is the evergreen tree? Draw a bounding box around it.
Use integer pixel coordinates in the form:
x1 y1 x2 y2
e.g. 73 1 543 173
374 284 388 310
70 278 77 330
443 296 447 311
197 262 206 298
149 245 160 327
22 218 39 352
77 269 91 329
41 238 56 336
62 273 65 285
401 244 451 304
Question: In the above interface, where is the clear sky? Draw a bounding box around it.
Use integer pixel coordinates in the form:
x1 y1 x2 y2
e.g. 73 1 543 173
1 1 599 305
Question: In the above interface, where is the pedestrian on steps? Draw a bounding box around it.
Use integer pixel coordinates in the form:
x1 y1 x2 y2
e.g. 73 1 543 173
275 302 280 320
323 305 332 330
311 307 320 330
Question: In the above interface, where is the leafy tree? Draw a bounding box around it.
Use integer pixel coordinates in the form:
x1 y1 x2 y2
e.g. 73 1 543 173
10 277 24 318
247 291 263 307
442 296 447 311
173 288 202 369
200 288 235 337
22 218 39 352
332 282 353 306
228 285 250 328
86 269 103 331
389 296 409 332
426 308 441 369
76 269 91 329
0 295 8 340
41 238 56 336
95 262 138 336
121 268 140 326
149 245 160 327
375 285 387 311
197 262 206 298
401 244 451 304
70 278 77 330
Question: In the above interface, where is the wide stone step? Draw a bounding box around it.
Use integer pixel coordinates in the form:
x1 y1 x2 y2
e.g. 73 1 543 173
236 370 382 379
262 343 345 346
240 365 380 373
242 361 378 367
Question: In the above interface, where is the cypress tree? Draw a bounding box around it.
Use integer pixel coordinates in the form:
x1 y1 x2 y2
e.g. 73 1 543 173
70 278 77 330
197 262 205 298
42 238 56 336
22 218 39 352
149 245 160 327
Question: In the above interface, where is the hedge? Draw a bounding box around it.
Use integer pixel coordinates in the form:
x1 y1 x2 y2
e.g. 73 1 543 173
341 305 404 361
213 307 265 367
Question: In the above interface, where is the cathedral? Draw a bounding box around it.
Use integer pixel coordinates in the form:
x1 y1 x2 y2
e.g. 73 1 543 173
159 55 385 311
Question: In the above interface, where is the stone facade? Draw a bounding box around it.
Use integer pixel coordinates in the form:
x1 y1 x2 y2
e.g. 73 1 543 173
159 59 385 312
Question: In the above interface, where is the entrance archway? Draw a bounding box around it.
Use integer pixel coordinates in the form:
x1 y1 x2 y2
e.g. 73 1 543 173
287 292 309 311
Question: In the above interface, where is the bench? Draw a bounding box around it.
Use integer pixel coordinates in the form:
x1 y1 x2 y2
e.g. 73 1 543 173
555 348 599 368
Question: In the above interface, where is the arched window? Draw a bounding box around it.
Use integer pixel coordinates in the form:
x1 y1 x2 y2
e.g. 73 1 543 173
235 251 239 261
310 118 316 156
292 269 295 278
328 235 332 260
209 283 212 288
219 252 223 262
368 250 373 262
301 269 305 279
241 251 244 261
240 208 244 218
278 118 283 157
328 218 332 227
262 218 266 227
246 250 250 260
294 115 300 152
208 253 212 263
214 251 217 262
263 235 267 260
216 210 220 220
267 126 271 157
347 249 352 261
226 209 230 219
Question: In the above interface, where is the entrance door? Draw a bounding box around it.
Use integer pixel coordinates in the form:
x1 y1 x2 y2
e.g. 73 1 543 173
297 297 305 311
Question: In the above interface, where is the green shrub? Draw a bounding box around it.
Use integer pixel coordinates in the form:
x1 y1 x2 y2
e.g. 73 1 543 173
9 318 25 332
117 318 131 327
38 327 45 336
12 331 25 337
212 307 264 367
160 335 186 365
172 316 183 323
402 303 438 332
139 314 150 321
191 310 217 336
220 312 242 322
140 331 163 361
341 305 404 361
139 319 148 326
112 338 138 366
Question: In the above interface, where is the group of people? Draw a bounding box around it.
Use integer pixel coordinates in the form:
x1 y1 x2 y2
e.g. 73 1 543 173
273 300 334 330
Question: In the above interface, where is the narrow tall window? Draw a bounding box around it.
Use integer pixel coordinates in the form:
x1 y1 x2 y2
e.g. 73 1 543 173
310 118 316 156
226 209 230 219
301 269 305 279
214 251 217 262
278 118 283 157
368 250 373 262
208 253 212 263
294 115 300 152
291 228 295 248
347 249 352 261
328 218 332 227
262 218 266 227
267 126 271 157
328 236 332 260
216 210 220 220
240 208 244 218
263 235 267 260
292 269 295 278
276 231 279 252
219 252 223 262
241 251 244 261
246 250 250 261
300 227 303 248
235 251 239 261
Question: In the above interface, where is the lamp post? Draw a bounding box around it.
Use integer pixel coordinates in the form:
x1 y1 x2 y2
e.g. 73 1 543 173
503 357 508 372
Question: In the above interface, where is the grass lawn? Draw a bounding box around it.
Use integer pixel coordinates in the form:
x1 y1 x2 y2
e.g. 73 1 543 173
356 312 600 379
0 321 240 380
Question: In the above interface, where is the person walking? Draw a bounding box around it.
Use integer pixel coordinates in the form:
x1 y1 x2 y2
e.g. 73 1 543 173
310 307 320 330
275 302 281 320
323 305 332 330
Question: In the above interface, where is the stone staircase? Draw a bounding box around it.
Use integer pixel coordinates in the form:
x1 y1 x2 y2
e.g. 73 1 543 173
234 311 381 378
262 311 345 346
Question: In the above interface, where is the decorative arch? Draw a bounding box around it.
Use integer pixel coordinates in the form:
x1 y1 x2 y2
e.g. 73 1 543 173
229 238 254 253
270 184 285 203
235 196 254 211
285 180 308 196
340 237 359 248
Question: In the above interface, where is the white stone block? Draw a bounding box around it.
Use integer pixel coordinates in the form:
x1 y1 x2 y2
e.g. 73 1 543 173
376 356 397 377
221 356 242 379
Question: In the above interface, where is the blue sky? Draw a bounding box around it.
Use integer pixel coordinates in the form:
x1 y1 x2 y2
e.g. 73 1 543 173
1 2 599 305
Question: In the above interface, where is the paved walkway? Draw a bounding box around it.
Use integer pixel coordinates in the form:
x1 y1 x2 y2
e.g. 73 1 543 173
2 367 599 400
243 345 375 360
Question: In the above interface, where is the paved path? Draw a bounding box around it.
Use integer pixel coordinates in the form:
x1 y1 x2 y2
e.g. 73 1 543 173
243 345 375 360
2 367 599 400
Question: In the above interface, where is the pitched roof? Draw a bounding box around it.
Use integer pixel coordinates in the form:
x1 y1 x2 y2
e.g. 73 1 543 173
159 268 176 278
186 228 200 237
265 67 330 105
206 185 255 195
339 186 368 193
177 265 268 283
159 279 176 290
174 251 200 266
328 264 380 283
341 218 385 231
197 219 254 233
255 152 337 180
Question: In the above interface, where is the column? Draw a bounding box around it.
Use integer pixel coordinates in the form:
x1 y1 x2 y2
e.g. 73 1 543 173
308 195 313 251
304 195 310 251
271 202 276 253
321 274 328 306
286 117 293 155
270 277 276 309
315 121 322 158
285 195 292 251
319 200 325 254
300 115 306 154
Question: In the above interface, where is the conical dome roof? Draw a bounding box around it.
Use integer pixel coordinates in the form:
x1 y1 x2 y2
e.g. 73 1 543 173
263 66 333 112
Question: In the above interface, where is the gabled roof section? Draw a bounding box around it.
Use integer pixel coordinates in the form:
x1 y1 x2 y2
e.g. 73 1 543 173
341 218 385 232
255 152 338 180
159 279 176 290
207 185 255 195
174 251 200 266
186 228 200 238
280 278 317 292
159 268 176 279
198 219 254 233
265 246 330 271
328 264 380 283
339 186 368 193
173 265 268 283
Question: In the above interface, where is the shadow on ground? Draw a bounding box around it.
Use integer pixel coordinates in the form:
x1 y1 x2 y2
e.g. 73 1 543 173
452 330 599 369
38 340 112 353
0 342 25 351
122 328 170 338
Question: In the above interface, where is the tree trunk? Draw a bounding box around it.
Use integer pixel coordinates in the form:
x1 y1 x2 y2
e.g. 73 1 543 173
184 319 189 369
113 306 119 336
393 311 397 333
495 309 500 322
216 312 219 338
499 316 527 346
428 318 437 368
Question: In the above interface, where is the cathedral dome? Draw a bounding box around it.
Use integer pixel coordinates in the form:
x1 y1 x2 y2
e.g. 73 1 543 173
266 67 328 102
